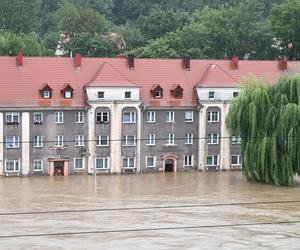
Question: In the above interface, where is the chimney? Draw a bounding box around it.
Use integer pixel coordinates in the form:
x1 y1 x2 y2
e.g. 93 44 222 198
16 51 23 67
128 54 134 70
182 57 191 71
74 53 81 68
231 56 239 70
278 58 288 71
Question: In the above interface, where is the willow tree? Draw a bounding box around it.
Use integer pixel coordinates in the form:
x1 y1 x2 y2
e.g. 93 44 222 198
226 75 300 186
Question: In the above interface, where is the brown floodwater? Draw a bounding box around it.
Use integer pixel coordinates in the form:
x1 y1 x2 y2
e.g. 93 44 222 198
0 172 300 249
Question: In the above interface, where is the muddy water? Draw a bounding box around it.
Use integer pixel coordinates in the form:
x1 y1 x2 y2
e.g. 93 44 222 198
0 172 300 249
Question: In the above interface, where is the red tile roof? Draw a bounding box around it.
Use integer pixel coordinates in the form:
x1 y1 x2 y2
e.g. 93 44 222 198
0 56 299 108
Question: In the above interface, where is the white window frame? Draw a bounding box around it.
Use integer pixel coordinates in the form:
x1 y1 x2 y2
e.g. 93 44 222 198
43 90 50 98
146 156 156 168
209 91 215 100
206 155 219 166
185 133 193 145
95 157 110 170
33 112 43 124
64 90 72 98
75 135 85 147
207 134 219 145
123 111 136 124
231 155 242 166
154 90 161 98
166 111 175 123
184 155 193 167
75 111 84 123
55 135 64 147
6 136 20 149
123 157 135 169
5 112 19 124
6 160 20 173
54 112 64 124
185 111 193 122
34 159 43 171
96 112 109 123
232 136 242 145
125 91 132 99
98 91 105 99
33 135 43 148
166 133 175 145
147 111 156 123
147 134 155 146
74 158 84 170
207 111 220 123
96 135 109 147
123 135 136 146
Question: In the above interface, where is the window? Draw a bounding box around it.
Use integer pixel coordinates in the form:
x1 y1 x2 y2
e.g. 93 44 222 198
233 92 239 98
62 85 73 99
33 112 43 124
184 155 193 167
43 90 50 98
207 134 219 144
123 135 135 146
64 90 72 98
97 135 109 146
6 160 19 173
171 85 183 98
166 111 175 123
123 111 136 123
75 135 84 147
147 134 155 145
125 91 131 99
147 111 156 123
123 158 135 169
146 157 156 168
185 133 193 145
74 158 84 169
98 91 104 99
75 111 84 123
5 113 19 124
34 160 43 171
232 136 242 144
54 112 64 124
96 112 109 123
33 136 43 148
154 90 162 98
6 136 20 149
209 91 215 100
95 158 110 169
231 155 242 165
166 133 175 145
55 135 64 147
206 155 219 166
185 111 193 122
207 111 219 122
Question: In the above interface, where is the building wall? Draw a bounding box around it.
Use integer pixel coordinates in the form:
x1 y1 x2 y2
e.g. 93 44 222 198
141 108 198 172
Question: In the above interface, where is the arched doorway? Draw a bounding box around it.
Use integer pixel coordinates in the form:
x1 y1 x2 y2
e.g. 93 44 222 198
165 159 174 172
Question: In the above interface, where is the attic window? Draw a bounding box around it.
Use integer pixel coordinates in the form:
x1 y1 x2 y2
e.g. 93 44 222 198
151 84 163 99
171 85 183 99
61 84 73 99
40 84 52 99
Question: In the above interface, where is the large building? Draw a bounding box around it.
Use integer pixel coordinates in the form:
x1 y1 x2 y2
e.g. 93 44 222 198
0 53 298 176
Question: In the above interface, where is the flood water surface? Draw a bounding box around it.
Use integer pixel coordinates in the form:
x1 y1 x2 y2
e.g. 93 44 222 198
0 172 300 249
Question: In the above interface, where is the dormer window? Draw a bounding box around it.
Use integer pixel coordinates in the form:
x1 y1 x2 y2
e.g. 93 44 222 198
61 84 73 99
151 84 163 99
171 84 183 99
40 84 52 99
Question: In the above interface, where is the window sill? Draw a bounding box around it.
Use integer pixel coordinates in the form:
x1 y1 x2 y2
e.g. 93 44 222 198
96 122 109 124
185 121 193 123
95 168 110 171
5 122 19 125
33 122 43 125
122 145 136 147
6 147 20 149
96 145 109 147
122 122 136 124
146 166 156 169
207 143 219 145
163 144 177 148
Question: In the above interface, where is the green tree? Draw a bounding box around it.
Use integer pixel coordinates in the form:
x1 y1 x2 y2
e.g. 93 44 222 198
270 0 300 60
0 32 52 56
226 75 300 186
0 0 42 33
72 0 114 17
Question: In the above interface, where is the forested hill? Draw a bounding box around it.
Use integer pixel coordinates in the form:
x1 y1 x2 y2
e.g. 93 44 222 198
0 0 299 60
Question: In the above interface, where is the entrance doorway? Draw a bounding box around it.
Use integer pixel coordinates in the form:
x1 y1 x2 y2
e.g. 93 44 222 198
54 161 64 176
165 159 174 172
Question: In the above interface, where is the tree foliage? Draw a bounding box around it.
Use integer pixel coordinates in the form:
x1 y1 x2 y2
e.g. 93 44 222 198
226 75 300 186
